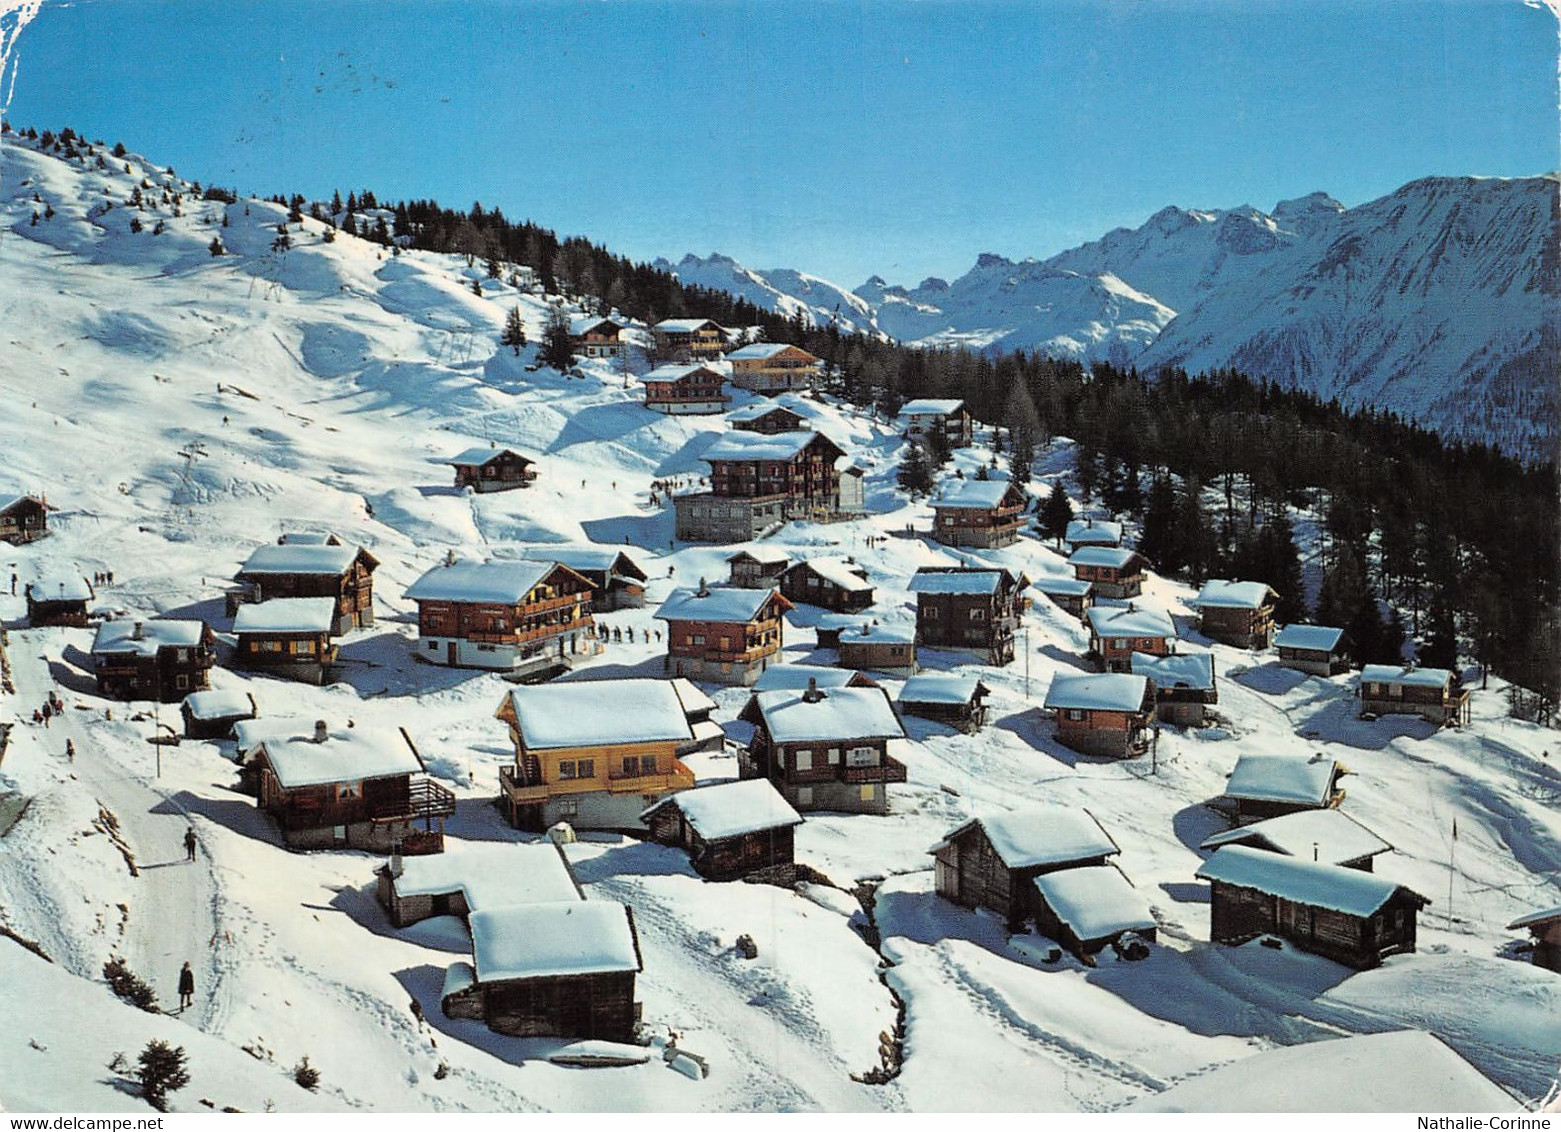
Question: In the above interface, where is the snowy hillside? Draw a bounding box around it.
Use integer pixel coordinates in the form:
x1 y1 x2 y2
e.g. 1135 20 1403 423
1 133 1558 1114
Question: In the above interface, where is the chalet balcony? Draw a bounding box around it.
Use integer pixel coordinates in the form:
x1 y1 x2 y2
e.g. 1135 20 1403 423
373 777 458 824
606 761 696 794
841 755 908 784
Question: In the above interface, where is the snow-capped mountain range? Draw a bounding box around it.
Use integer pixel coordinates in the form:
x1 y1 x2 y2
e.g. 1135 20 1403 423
664 175 1559 459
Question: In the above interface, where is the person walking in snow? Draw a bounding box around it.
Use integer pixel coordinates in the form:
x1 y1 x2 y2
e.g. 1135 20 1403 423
41 703 51 728
177 961 195 1012
9 572 15 595
184 828 198 861
409 997 425 1030
65 739 74 763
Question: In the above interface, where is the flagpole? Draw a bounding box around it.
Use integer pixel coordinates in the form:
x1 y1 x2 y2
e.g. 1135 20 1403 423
1447 818 1457 929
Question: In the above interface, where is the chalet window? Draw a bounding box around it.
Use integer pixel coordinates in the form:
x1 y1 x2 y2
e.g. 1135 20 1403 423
826 748 841 765
796 787 813 806
258 640 283 652
794 749 813 772
890 647 905 657
292 640 315 655
556 798 579 817
1138 638 1156 649
690 634 706 646
336 783 360 800
859 785 876 803
175 674 190 690
1064 709 1086 722
720 636 732 650
924 606 940 619
846 746 876 768
428 641 439 651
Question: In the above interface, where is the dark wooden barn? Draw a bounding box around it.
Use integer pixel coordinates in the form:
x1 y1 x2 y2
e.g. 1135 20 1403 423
642 778 803 881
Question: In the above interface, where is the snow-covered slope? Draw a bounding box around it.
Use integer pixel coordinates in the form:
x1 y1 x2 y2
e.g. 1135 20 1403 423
653 253 879 336
0 133 1557 1114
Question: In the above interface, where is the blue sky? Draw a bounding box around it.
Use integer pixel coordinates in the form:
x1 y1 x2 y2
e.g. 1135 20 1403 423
3 0 1556 283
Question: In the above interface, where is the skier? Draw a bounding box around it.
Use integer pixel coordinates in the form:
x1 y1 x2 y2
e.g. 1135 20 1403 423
184 827 198 862
177 961 195 1012
65 739 75 763
409 997 425 1030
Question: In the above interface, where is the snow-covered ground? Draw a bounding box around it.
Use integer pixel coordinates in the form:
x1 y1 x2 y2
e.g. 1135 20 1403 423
0 133 1557 1113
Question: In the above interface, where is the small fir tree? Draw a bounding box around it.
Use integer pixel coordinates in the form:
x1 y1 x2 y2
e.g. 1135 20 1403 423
501 306 527 354
538 304 576 371
1039 485 1074 546
137 1040 190 1112
897 439 936 495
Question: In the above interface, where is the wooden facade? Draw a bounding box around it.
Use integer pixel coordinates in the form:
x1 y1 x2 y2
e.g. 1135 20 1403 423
909 567 1028 666
1274 625 1350 676
900 400 974 448
1358 665 1470 726
656 584 793 686
836 623 917 675
652 318 727 361
24 576 93 627
730 404 806 434
448 449 538 494
675 431 846 542
643 364 730 415
898 675 991 733
406 559 596 675
1044 674 1155 758
0 495 51 544
642 781 802 882
1086 604 1177 673
91 619 216 702
727 343 824 394
932 479 1028 549
571 317 627 359
739 683 907 815
1068 548 1148 600
1195 581 1279 650
1507 908 1561 973
180 690 257 740
727 549 790 589
234 544 378 635
779 558 873 612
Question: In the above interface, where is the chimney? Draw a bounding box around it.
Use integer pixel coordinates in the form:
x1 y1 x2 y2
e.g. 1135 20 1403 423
1313 842 1319 862
313 720 329 743
696 576 710 597
444 549 458 567
860 623 870 636
389 850 404 879
802 676 825 704
131 621 144 640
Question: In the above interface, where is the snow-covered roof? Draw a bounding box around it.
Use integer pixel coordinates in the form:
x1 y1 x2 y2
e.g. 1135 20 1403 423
934 479 1021 510
1087 604 1176 639
791 556 873 593
441 962 476 1001
932 805 1119 870
1127 1030 1512 1113
1195 579 1278 609
389 843 582 910
642 779 802 840
518 545 644 577
908 568 1017 596
1195 845 1424 918
1065 519 1123 546
25 575 92 602
502 679 693 750
0 492 44 513
1274 624 1347 652
1130 651 1215 692
898 398 964 416
701 430 824 462
470 902 641 983
727 400 804 423
181 689 255 721
643 363 722 385
256 726 423 789
1223 753 1340 805
1507 905 1561 930
1359 664 1457 689
727 546 790 565
654 318 723 333
900 673 987 706
727 342 811 361
751 686 905 743
1067 546 1143 570
837 621 915 645
234 715 315 755
1033 866 1157 942
655 586 785 624
232 597 337 634
670 677 717 718
404 560 554 605
1034 576 1092 597
752 665 866 692
1200 809 1392 866
237 543 359 577
1044 673 1150 713
278 531 340 546
570 315 621 336
446 446 531 467
91 618 206 656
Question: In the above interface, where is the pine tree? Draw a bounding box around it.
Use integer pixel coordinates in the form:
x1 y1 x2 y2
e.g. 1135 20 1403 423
471 278 484 297
293 1056 321 1091
1039 485 1074 546
501 306 527 355
1174 480 1217 584
137 1040 190 1112
1419 599 1458 670
897 439 935 496
1138 476 1180 575
538 304 576 371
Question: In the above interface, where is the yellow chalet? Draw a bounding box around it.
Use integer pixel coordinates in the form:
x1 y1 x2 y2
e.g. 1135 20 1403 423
496 678 697 832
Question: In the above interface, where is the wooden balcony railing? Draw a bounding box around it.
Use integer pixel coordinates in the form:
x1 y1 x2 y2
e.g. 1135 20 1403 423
841 755 908 784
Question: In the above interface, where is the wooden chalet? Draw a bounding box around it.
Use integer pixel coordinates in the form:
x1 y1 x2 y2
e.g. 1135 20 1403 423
643 363 730 415
234 541 378 634
1200 809 1393 871
1194 580 1279 649
907 566 1028 666
814 613 865 649
442 902 643 1041
654 581 792 686
1197 844 1428 968
1043 673 1154 758
1274 624 1350 677
1219 752 1346 822
642 778 804 882
0 493 51 544
898 673 991 733
932 478 1028 549
1086 603 1177 673
726 343 823 394
726 547 790 589
447 447 538 493
377 841 583 928
837 460 866 517
899 398 973 448
570 316 628 360
404 558 595 676
24 574 94 627
1063 517 1123 552
1358 664 1470 726
739 679 907 815
1507 906 1561 973
671 677 725 754
779 556 873 612
232 597 338 685
752 665 877 692
674 430 847 543
1034 576 1093 621
251 721 455 852
180 689 257 740
520 545 649 611
1067 546 1147 600
496 678 696 832
930 805 1122 928
836 620 916 676
728 400 806 434
90 618 215 702
1130 650 1216 726
652 317 727 361
1033 865 1158 962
